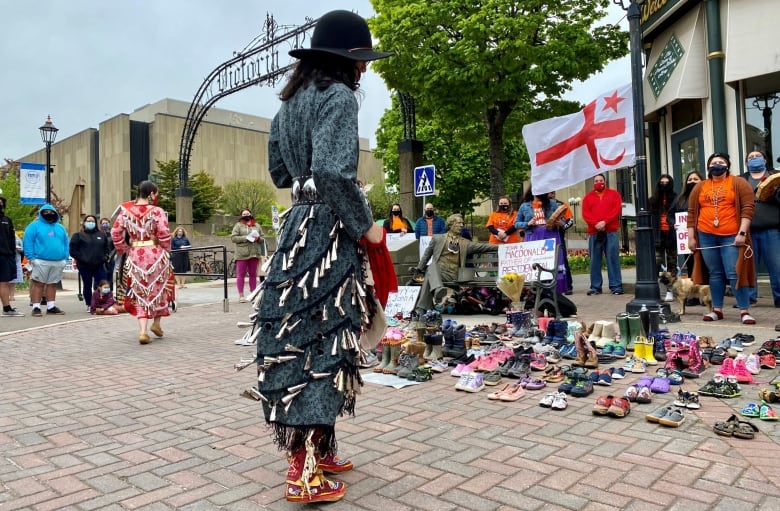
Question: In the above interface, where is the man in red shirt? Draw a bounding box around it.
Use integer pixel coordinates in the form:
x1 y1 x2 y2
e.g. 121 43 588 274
581 174 624 295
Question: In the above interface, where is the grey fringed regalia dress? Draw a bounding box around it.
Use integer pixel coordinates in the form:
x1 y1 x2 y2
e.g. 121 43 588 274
256 82 374 454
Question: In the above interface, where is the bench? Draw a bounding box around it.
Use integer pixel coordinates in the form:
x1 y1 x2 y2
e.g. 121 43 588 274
446 248 563 319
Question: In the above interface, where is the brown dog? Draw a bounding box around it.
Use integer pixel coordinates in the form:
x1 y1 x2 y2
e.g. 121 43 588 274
659 270 712 315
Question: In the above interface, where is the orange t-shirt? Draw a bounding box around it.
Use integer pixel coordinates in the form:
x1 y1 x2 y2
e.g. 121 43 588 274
391 217 406 232
697 175 739 235
486 210 520 244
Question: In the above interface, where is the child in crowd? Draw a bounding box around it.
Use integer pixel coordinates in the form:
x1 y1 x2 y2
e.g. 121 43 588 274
90 279 124 315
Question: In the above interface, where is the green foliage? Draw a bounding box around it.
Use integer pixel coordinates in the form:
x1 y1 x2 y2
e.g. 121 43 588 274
365 183 399 220
219 179 278 225
189 170 222 224
0 173 38 231
150 160 222 223
568 254 636 274
369 0 628 206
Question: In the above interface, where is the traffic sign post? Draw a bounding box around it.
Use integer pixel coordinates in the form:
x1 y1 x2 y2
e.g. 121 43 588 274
414 165 435 197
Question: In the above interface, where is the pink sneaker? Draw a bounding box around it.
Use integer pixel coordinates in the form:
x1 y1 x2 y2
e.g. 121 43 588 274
733 357 754 384
718 357 736 377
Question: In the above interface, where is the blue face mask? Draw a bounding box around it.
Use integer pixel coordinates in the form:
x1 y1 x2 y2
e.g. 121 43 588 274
85 221 96 230
747 157 766 172
100 287 111 295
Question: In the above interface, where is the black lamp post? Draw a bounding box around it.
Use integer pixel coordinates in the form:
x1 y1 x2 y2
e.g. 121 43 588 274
613 0 665 313
39 115 59 204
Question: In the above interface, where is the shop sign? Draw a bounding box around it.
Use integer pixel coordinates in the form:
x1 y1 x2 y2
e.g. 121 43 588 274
648 34 684 98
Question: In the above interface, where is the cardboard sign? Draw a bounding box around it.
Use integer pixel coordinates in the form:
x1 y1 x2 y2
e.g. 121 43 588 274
675 212 690 254
386 232 417 252
497 239 557 282
384 286 421 318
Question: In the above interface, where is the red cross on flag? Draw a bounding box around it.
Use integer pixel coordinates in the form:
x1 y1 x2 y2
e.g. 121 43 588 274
523 84 635 195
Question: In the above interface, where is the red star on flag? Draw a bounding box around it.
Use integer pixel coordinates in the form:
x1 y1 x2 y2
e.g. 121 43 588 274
602 91 625 113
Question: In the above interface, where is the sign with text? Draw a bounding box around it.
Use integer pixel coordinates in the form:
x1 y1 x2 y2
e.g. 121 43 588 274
19 162 46 205
384 286 421 319
675 212 690 254
386 232 416 252
497 239 557 282
418 235 432 263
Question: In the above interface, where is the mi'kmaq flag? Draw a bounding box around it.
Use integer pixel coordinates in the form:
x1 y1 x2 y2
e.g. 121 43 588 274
523 83 635 195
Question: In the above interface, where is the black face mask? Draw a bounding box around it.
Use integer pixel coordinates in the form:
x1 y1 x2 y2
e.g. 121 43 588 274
498 205 509 212
685 182 697 194
391 210 401 216
42 213 57 223
425 210 434 218
241 215 252 222
709 164 728 177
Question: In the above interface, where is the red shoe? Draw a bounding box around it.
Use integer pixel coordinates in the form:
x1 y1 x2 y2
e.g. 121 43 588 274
733 358 754 384
319 454 354 473
286 471 347 503
759 351 777 369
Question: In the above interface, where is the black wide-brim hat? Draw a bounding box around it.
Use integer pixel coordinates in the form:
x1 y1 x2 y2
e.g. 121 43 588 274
289 10 393 62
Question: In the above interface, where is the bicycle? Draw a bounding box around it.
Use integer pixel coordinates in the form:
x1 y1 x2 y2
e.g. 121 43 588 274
192 252 221 280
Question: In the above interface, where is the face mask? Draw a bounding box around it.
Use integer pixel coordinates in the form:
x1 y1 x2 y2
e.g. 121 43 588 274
42 213 57 223
747 157 766 173
709 164 728 177
425 210 434 218
100 287 111 295
594 183 606 192
391 210 401 216
101 223 109 230
176 232 183 237
241 215 252 222
498 205 509 212
685 182 697 194
659 183 669 190
85 221 96 230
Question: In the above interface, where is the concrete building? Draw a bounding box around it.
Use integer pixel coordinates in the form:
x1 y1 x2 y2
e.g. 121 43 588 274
9 98 384 229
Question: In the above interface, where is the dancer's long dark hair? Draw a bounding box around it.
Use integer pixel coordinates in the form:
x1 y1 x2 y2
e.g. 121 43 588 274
279 53 359 101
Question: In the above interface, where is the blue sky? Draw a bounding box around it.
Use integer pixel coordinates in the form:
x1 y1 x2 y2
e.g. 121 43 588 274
1 0 628 160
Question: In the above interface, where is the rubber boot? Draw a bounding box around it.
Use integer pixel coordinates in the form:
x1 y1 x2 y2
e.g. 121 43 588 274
382 345 400 374
552 320 568 347
615 313 630 349
626 313 641 351
641 336 658 366
373 343 391 373
649 309 660 335
442 324 466 358
638 305 650 338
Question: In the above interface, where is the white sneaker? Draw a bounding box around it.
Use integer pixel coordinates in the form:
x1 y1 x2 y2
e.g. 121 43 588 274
239 295 247 303
664 291 674 302
2 308 24 317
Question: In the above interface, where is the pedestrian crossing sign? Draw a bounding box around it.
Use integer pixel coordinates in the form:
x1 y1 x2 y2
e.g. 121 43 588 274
414 165 435 197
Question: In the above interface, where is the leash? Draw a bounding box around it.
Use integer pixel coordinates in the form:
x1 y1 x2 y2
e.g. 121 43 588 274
696 244 753 259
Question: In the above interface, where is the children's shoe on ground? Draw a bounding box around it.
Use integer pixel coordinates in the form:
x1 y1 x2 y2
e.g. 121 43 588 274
657 407 686 427
606 396 631 418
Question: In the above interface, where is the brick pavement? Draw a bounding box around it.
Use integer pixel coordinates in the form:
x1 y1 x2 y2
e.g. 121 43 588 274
1 274 779 510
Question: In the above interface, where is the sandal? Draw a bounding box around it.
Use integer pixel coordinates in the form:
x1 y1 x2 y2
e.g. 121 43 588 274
703 310 724 322
760 403 778 421
734 420 760 439
741 402 760 418
740 312 756 325
713 414 739 436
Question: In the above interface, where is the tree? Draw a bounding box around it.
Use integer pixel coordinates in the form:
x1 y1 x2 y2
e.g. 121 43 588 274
0 172 38 231
189 170 222 224
370 0 628 207
220 179 278 225
374 95 528 215
150 160 222 223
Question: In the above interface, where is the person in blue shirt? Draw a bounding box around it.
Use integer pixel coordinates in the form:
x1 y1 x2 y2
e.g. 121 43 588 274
414 203 446 239
23 204 70 316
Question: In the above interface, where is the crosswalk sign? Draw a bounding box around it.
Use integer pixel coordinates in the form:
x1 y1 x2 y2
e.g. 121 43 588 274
414 165 435 197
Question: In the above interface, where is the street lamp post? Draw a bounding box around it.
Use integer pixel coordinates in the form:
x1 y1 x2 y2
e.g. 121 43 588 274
613 0 666 314
39 115 59 204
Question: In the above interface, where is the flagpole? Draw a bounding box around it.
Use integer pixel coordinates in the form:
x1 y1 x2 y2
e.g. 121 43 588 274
615 0 668 315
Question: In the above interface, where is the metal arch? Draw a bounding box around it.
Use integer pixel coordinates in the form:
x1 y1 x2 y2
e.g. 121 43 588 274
177 14 317 188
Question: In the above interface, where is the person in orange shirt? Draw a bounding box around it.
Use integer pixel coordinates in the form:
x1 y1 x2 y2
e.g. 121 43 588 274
687 152 756 324
486 196 521 244
381 203 413 235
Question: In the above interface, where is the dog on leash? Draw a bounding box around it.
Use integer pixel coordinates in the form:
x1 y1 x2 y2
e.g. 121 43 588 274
659 269 712 315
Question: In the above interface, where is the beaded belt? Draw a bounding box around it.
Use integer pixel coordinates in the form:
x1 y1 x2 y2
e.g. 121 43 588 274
131 239 159 247
291 175 324 204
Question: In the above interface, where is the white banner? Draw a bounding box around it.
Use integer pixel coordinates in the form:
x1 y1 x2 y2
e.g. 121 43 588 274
19 162 46 205
523 84 635 195
384 286 421 319
675 212 690 255
497 239 557 282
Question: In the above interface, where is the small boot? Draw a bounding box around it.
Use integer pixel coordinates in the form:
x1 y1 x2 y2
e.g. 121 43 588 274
649 309 660 335
443 324 466 358
423 334 434 360
615 313 630 349
639 337 658 366
626 313 641 351
573 329 588 367
587 321 604 345
286 433 347 503
429 333 444 360
598 322 616 348
373 343 391 373
584 339 599 369
382 344 401 374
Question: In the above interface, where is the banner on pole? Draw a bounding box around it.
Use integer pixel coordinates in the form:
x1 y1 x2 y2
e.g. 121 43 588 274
19 162 46 205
